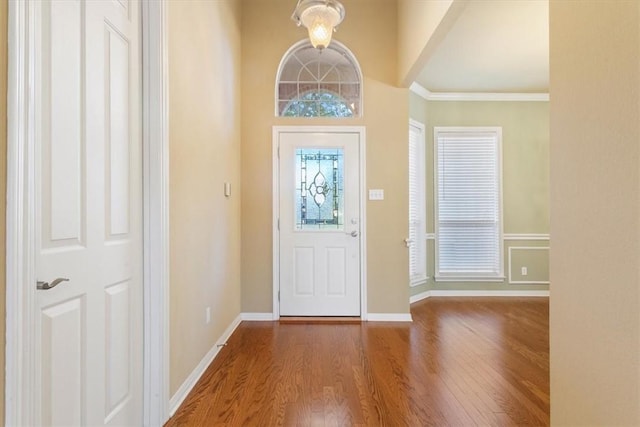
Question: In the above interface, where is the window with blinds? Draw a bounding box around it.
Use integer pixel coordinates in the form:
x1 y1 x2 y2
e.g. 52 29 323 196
434 127 503 280
409 121 427 285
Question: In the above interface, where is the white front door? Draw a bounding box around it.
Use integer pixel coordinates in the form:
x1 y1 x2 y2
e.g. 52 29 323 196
278 130 361 316
34 0 142 425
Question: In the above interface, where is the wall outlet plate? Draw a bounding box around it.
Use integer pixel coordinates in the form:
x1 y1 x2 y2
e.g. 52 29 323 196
369 189 384 200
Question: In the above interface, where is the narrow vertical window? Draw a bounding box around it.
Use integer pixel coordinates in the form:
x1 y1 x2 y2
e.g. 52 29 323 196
435 127 503 280
409 120 427 285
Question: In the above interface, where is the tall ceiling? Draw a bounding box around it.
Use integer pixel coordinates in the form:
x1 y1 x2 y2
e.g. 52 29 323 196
414 0 549 93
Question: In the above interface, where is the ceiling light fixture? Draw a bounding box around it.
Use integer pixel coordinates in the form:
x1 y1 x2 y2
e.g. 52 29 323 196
292 0 345 50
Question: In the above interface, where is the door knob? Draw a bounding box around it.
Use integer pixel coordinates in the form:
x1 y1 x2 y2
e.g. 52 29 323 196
37 278 69 290
404 238 413 248
346 230 359 237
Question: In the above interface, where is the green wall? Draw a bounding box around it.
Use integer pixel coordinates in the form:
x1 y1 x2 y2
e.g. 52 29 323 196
410 93 549 294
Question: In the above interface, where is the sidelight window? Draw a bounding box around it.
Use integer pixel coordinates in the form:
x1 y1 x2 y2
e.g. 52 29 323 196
409 120 427 285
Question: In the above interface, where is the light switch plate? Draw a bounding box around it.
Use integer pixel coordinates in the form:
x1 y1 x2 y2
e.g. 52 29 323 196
369 189 384 200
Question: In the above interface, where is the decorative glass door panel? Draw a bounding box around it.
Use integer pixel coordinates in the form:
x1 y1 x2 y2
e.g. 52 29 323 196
295 148 344 230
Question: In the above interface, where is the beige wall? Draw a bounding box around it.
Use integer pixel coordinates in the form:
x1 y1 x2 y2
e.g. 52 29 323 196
241 0 410 315
410 94 550 293
397 0 464 86
0 0 6 423
168 0 242 395
550 1 640 424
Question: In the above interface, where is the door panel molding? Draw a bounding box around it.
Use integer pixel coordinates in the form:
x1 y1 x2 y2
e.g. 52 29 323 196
272 126 367 320
7 1 170 425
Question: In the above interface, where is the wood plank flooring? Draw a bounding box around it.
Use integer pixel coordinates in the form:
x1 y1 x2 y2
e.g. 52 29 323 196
165 297 549 426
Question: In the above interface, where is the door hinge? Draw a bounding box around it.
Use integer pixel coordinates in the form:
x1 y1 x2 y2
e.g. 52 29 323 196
277 146 280 158
277 218 280 230
278 290 280 301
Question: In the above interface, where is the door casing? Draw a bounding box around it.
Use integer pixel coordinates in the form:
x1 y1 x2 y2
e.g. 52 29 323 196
272 126 368 320
6 1 170 425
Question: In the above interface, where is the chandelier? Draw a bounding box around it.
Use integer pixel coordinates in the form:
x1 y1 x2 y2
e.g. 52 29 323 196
292 0 346 50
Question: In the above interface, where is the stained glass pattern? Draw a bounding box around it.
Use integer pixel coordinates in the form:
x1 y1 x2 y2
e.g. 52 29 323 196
296 148 344 230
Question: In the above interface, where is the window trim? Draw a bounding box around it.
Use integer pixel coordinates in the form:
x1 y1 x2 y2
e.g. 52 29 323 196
409 119 427 286
433 126 504 281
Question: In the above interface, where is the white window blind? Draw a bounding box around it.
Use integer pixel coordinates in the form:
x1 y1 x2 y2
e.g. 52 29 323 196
409 121 427 285
435 127 503 279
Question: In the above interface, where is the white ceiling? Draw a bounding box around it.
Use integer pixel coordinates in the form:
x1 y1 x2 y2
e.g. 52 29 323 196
415 0 549 93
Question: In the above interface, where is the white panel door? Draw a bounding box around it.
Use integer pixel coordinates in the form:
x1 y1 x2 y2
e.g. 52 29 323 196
35 0 142 425
279 131 361 316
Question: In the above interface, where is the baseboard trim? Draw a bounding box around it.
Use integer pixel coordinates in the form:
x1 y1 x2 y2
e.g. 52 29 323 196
410 290 550 303
410 291 432 303
367 313 413 322
169 313 242 416
240 312 274 321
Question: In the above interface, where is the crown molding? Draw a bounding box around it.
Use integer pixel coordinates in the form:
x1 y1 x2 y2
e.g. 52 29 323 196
409 82 432 100
409 82 549 102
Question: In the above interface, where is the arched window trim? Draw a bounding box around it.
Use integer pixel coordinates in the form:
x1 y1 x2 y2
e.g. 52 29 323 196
275 39 364 118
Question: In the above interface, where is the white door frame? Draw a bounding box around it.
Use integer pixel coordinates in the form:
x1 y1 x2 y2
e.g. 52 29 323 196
6 1 170 425
272 126 368 320
140 1 170 425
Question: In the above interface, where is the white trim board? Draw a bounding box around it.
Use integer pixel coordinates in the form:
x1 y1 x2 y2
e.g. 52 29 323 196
410 290 550 304
169 314 243 416
241 313 416 322
6 1 35 422
504 233 550 241
141 0 170 424
410 82 549 102
240 313 274 321
367 313 413 322
271 128 280 320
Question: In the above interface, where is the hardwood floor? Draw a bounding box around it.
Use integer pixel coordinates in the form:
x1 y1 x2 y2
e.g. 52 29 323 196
165 297 549 426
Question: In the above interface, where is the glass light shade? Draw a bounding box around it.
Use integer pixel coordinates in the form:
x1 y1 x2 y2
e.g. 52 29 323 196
307 18 333 49
295 1 345 50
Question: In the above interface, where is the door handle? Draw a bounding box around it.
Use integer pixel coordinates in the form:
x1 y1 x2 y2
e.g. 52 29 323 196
37 278 69 290
346 230 359 237
404 238 413 248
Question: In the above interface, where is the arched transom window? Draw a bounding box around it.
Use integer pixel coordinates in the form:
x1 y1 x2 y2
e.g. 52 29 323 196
276 40 362 118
